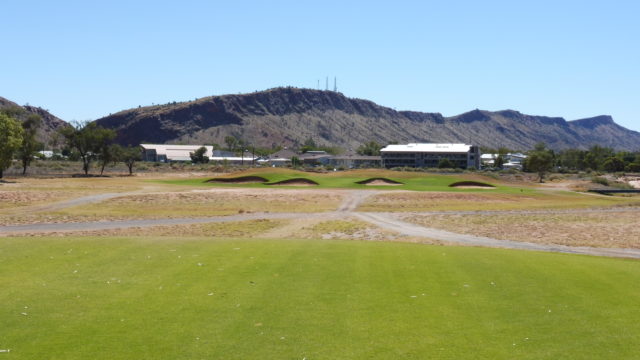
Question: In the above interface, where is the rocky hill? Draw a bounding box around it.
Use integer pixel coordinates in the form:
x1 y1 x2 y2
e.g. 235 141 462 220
7 88 639 151
0 96 68 146
94 88 640 151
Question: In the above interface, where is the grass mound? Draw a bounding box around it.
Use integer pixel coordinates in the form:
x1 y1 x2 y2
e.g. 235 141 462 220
449 180 495 188
356 177 404 186
206 176 268 183
266 178 319 186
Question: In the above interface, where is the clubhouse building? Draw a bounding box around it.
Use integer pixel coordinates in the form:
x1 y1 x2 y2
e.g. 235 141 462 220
380 143 481 169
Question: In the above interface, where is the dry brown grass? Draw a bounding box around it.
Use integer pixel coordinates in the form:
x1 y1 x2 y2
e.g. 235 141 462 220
9 219 287 238
360 191 640 212
0 190 78 209
0 176 169 213
295 219 392 240
57 188 343 219
404 211 640 248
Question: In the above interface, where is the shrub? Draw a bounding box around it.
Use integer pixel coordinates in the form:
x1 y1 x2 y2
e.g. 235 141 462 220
591 176 609 186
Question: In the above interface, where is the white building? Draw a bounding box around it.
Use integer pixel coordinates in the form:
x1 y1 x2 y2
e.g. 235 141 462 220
140 144 255 163
380 143 480 169
481 152 527 170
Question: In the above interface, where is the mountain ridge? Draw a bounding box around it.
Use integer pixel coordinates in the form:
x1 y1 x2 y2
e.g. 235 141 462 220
94 88 640 151
3 89 639 151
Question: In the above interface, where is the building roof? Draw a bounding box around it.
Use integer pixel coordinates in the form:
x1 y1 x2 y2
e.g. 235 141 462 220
268 149 297 160
380 143 473 153
141 144 255 161
331 155 382 161
298 153 332 160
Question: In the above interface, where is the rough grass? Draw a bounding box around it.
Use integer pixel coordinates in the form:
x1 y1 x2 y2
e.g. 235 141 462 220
0 176 186 214
359 190 640 212
297 219 389 240
8 219 288 238
1 236 640 359
55 190 343 219
404 211 640 248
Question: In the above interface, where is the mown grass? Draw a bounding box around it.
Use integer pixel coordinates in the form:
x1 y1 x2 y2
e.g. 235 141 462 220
1 236 639 359
157 168 526 193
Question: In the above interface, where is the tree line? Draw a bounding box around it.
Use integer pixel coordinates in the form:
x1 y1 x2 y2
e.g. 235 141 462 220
489 143 640 182
0 109 141 178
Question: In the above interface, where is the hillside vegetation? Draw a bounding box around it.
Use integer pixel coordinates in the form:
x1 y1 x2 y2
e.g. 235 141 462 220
0 96 68 145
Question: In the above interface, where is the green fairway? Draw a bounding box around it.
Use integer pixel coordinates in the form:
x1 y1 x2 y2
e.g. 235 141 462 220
158 168 531 194
1 237 639 359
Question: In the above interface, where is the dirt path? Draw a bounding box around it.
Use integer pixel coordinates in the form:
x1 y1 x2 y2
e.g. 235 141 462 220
34 192 140 211
336 190 381 212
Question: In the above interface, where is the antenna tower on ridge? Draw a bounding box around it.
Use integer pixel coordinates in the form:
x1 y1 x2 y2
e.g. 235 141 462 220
333 77 337 92
325 77 328 91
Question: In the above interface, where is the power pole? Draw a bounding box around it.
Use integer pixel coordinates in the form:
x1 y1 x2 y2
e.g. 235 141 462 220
334 77 337 92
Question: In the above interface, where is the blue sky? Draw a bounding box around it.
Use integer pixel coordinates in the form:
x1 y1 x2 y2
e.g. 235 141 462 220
3 0 639 131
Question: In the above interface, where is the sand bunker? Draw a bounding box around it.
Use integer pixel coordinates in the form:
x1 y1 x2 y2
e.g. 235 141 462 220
356 178 403 186
266 178 319 186
449 181 495 189
206 176 268 184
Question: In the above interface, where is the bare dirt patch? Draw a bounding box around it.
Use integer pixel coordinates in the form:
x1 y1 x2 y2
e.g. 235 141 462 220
619 176 640 189
403 210 640 248
356 178 403 186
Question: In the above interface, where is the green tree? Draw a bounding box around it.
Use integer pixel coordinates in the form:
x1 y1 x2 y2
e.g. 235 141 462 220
224 136 239 152
0 113 24 179
98 143 120 175
300 137 318 153
356 141 382 156
112 145 142 175
59 121 116 175
437 158 455 169
190 146 209 164
525 142 555 182
583 145 614 171
602 156 625 172
556 148 586 170
626 161 640 172
17 114 42 175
